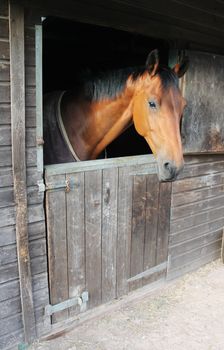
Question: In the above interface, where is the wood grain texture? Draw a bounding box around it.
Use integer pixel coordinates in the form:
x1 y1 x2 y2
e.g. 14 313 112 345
9 3 36 342
102 167 118 303
168 156 224 278
116 166 132 297
130 175 147 290
85 170 102 308
15 0 224 54
46 174 68 322
66 172 85 316
182 51 224 153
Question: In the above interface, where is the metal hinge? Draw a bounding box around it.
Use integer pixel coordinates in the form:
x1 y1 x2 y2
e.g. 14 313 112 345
45 291 89 316
46 179 71 192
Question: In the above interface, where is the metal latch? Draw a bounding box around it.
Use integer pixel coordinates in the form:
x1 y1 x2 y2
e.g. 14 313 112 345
45 177 75 192
45 291 89 316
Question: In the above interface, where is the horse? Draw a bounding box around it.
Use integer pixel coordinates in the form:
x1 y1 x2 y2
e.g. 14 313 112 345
43 49 189 181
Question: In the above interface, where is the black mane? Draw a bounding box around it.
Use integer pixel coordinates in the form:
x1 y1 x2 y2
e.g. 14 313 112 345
69 65 179 102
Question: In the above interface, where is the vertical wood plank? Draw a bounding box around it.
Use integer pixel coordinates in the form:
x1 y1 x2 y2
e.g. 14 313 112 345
85 170 102 308
102 167 118 303
144 175 160 270
116 166 132 297
66 172 85 316
129 175 146 291
46 174 68 323
9 3 36 342
156 182 172 265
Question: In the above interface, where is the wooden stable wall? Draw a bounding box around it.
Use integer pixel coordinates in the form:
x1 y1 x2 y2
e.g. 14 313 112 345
168 155 224 279
0 1 224 349
0 3 49 349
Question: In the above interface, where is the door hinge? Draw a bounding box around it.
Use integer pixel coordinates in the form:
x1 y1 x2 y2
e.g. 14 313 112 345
45 291 89 316
45 178 74 192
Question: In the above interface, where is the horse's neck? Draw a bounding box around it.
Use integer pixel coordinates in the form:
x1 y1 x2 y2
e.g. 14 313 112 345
62 90 134 160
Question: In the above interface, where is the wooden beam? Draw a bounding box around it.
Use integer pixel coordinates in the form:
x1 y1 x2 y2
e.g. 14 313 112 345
9 2 36 343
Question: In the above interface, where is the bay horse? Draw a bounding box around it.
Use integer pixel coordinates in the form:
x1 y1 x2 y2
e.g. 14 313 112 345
44 49 189 181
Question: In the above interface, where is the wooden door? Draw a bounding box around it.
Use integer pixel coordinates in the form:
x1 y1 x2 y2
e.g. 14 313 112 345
45 155 171 323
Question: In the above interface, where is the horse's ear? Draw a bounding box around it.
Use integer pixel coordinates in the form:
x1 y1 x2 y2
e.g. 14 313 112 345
173 54 189 78
146 49 159 77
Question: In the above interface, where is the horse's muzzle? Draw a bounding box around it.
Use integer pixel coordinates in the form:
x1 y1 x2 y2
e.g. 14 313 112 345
158 161 184 182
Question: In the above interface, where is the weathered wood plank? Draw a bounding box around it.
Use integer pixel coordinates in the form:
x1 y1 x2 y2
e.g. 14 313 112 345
170 239 222 270
0 18 9 38
0 83 10 103
30 255 47 275
170 218 224 246
0 0 8 17
66 172 85 316
170 230 223 257
156 182 172 265
0 206 15 227
0 186 14 207
0 279 20 302
171 194 224 220
167 249 221 281
172 184 224 207
25 65 35 86
0 41 9 60
46 174 68 322
129 175 146 291
9 3 36 342
0 125 11 145
0 296 22 319
0 61 10 81
45 154 156 176
25 107 36 127
0 166 13 187
28 203 45 223
0 244 17 265
27 185 44 206
28 220 46 241
0 314 23 342
102 167 118 303
0 329 24 350
116 166 132 297
0 104 10 124
178 161 224 180
85 170 102 308
144 175 160 270
25 86 36 107
0 224 15 246
0 262 18 284
170 206 224 234
182 52 224 153
29 238 46 259
173 172 224 194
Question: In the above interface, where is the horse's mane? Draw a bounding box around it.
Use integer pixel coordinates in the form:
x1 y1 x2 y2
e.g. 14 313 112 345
69 65 178 102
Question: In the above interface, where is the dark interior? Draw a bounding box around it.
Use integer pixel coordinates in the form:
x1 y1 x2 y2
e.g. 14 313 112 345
43 17 170 159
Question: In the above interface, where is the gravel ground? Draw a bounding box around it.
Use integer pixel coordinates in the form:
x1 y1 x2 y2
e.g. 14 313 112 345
31 259 224 350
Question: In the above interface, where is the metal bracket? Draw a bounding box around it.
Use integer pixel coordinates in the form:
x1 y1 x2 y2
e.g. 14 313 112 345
45 177 74 192
37 180 45 193
45 291 89 316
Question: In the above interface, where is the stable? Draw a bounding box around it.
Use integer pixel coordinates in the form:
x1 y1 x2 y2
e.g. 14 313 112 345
1 0 224 349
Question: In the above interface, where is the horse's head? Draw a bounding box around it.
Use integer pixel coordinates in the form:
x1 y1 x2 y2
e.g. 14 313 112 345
132 50 189 181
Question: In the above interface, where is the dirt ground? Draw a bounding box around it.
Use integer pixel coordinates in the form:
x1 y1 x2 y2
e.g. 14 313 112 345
31 260 224 350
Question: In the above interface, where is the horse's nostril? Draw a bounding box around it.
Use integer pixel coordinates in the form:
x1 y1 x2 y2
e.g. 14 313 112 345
164 162 170 170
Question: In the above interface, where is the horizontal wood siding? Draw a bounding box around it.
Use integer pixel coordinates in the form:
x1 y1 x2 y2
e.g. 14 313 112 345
168 155 224 280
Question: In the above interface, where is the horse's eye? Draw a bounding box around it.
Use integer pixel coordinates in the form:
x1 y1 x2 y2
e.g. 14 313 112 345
148 101 157 109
